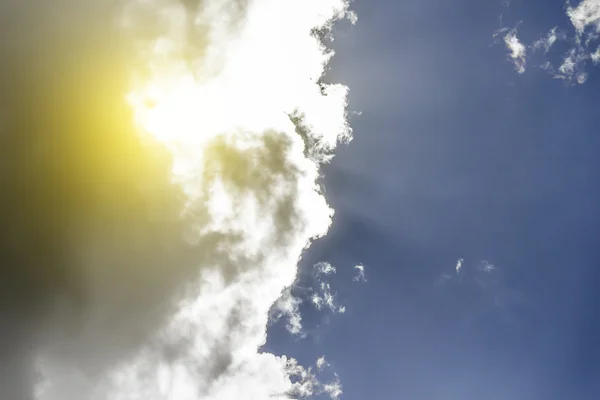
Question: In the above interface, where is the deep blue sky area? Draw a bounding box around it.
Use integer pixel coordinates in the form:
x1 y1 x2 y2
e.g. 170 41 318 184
267 1 600 399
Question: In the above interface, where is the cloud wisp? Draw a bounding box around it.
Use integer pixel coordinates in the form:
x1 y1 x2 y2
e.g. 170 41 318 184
494 27 527 74
496 0 600 83
272 261 353 337
0 0 356 399
352 264 367 283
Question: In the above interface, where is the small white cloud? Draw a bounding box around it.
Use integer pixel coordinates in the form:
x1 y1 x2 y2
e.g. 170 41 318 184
314 261 337 276
352 264 367 282
312 281 344 313
277 358 342 400
322 377 343 400
455 258 464 274
577 71 589 83
504 28 527 73
316 356 329 370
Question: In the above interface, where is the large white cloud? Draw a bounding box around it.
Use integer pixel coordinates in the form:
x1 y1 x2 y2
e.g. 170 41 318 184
0 0 355 399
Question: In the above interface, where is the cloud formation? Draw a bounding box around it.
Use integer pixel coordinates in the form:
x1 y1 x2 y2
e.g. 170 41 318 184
0 0 355 399
494 27 527 73
455 258 464 274
496 0 600 83
272 260 359 337
567 0 600 33
352 264 367 282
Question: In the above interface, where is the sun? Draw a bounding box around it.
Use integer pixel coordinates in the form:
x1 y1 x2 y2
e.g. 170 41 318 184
127 73 222 149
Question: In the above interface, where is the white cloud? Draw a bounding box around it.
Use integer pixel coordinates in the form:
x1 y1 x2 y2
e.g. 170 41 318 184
310 262 344 313
316 356 329 370
533 27 563 53
312 281 342 313
272 261 354 337
273 288 305 336
503 28 527 73
554 46 589 82
497 1 600 82
567 0 600 34
352 264 367 282
29 0 356 399
322 376 343 400
495 27 527 73
314 261 337 276
455 258 463 274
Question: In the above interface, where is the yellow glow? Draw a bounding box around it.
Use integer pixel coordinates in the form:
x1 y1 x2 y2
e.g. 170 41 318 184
124 0 351 188
127 74 217 148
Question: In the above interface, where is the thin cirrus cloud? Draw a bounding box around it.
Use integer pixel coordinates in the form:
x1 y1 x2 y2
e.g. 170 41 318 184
496 0 600 83
0 0 357 399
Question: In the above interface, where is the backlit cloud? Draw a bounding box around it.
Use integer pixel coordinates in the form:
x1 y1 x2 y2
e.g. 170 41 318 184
0 0 356 399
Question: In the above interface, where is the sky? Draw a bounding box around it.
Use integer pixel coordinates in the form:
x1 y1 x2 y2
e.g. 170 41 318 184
266 0 600 399
1 0 600 399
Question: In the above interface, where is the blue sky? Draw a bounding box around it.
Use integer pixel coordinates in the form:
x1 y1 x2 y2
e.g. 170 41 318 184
268 0 600 399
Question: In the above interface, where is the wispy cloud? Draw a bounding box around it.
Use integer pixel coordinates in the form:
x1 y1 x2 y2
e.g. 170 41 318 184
496 0 600 83
533 27 563 53
353 264 367 282
272 260 358 336
273 287 305 336
312 281 344 313
315 261 337 277
494 27 527 73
